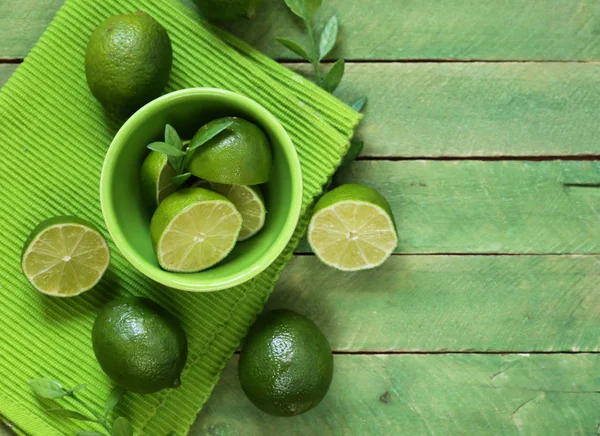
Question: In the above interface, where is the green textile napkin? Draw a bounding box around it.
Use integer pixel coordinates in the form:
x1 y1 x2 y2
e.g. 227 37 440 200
0 0 359 435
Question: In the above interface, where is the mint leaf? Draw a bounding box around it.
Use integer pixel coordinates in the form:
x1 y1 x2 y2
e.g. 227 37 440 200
104 387 125 419
323 59 345 92
188 119 233 153
172 172 192 185
351 96 367 113
113 417 134 436
276 37 310 60
28 378 67 399
165 124 184 151
341 140 364 168
319 16 339 60
284 0 322 20
46 408 94 422
68 384 87 394
147 142 184 157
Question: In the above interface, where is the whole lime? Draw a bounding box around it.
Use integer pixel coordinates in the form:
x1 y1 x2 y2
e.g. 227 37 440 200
187 117 272 185
193 0 263 20
238 309 334 416
85 11 172 115
92 297 188 394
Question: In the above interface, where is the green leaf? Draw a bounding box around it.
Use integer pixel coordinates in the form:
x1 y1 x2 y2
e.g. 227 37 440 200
46 408 94 422
113 417 134 436
76 432 104 436
147 142 184 157
28 378 67 399
165 124 184 151
319 16 339 60
323 59 345 92
341 140 364 168
276 37 310 59
188 119 233 153
68 384 87 394
284 0 322 20
104 387 126 419
351 96 367 113
172 172 192 185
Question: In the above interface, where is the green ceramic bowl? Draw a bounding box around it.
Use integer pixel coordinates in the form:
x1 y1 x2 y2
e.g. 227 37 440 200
100 88 302 292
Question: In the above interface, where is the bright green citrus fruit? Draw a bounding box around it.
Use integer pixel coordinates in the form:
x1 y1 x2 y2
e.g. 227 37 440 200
238 309 333 416
92 297 188 394
140 151 179 208
193 181 266 241
193 0 263 20
187 117 272 185
21 216 110 297
85 11 172 115
308 184 398 271
150 187 243 272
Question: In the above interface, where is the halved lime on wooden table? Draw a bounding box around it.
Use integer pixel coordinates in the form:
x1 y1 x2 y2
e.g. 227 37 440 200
150 187 243 272
21 216 110 297
308 184 398 271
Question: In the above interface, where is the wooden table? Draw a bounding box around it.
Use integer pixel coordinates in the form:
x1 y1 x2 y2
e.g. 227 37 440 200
2 1 600 434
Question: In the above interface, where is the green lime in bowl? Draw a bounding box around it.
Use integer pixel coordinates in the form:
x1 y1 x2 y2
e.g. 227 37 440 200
100 89 302 292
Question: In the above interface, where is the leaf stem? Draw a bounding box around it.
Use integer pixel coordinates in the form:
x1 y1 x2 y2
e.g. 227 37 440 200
69 393 113 435
305 18 323 86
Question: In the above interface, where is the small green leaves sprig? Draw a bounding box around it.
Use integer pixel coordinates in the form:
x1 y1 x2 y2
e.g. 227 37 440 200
277 0 344 92
28 378 129 436
277 0 367 167
147 120 233 185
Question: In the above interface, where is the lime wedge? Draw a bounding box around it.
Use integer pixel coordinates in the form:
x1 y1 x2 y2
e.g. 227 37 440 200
308 184 398 271
21 216 110 297
140 151 179 208
193 181 266 241
150 187 243 272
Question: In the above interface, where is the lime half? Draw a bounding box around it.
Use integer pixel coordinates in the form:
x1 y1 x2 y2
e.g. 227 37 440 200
21 216 110 297
193 181 266 241
308 184 397 271
150 187 243 272
140 151 179 208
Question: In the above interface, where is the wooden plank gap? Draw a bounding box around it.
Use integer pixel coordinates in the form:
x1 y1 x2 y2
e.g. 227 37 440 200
356 155 600 162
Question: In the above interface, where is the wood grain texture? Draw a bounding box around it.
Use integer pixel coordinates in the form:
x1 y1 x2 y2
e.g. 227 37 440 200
295 160 600 254
288 62 600 157
3 0 600 60
270 255 600 352
0 65 18 88
191 354 600 435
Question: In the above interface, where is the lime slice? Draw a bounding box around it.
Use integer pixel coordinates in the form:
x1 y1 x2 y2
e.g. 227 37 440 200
140 151 179 208
308 184 398 271
187 117 272 185
21 216 110 297
193 181 266 242
150 187 243 272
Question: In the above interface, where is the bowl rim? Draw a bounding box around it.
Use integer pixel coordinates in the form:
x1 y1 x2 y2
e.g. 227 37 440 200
100 88 303 292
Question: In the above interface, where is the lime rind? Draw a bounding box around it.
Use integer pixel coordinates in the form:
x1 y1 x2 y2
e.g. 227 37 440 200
22 218 110 297
209 183 266 241
308 200 398 272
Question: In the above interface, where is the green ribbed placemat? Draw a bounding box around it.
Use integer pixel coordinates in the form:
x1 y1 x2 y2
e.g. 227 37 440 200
0 0 359 434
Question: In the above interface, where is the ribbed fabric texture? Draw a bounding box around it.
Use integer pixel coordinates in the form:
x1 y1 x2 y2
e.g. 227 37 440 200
0 0 359 435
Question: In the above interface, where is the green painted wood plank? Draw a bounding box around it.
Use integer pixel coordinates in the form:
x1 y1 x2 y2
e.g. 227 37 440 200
270 255 600 352
0 65 18 88
3 1 600 60
297 160 600 254
288 62 600 157
191 354 600 435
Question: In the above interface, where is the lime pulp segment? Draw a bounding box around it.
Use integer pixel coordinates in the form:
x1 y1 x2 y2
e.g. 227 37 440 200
209 183 266 241
308 201 398 271
22 218 110 296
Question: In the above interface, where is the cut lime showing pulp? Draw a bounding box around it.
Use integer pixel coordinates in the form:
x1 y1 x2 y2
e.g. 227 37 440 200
198 182 266 241
150 187 243 272
21 216 110 297
308 184 398 271
140 151 179 208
